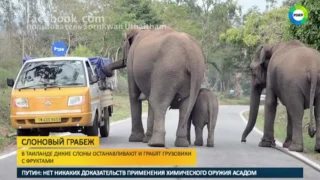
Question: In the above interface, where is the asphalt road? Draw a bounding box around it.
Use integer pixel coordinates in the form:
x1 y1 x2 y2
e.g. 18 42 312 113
0 105 320 180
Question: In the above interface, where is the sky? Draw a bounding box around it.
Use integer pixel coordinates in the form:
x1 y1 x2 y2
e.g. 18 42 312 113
237 0 285 13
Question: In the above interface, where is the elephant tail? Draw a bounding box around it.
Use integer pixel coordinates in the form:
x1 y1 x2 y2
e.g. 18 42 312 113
308 68 317 138
181 55 205 129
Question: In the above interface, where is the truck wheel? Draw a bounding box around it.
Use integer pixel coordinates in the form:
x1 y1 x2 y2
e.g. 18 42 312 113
85 113 99 136
100 107 110 138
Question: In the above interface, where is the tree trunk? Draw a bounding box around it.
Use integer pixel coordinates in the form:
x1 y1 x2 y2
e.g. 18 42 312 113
234 72 243 98
202 66 210 88
212 75 220 91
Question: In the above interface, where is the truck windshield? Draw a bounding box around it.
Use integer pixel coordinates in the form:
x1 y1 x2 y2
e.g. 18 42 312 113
15 60 86 89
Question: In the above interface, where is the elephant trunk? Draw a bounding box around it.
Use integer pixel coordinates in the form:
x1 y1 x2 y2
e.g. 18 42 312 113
241 81 263 142
308 68 317 138
103 59 126 77
103 38 131 78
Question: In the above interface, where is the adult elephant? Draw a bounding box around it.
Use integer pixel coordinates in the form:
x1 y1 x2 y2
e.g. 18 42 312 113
104 25 205 147
241 40 320 152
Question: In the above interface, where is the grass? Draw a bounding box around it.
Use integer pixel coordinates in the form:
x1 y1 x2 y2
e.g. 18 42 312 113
217 93 251 105
0 88 16 152
219 96 250 105
110 92 148 122
243 105 320 161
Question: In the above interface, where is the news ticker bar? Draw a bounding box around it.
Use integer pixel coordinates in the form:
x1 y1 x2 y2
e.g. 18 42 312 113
17 149 196 166
17 167 303 178
17 136 99 148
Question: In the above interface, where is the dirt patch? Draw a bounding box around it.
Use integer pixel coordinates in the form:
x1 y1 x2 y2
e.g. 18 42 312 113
0 126 9 137
0 141 16 157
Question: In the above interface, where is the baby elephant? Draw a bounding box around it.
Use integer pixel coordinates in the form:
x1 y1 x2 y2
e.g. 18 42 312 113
187 88 219 147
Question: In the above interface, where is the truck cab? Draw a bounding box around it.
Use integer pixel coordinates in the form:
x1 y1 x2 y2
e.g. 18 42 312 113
7 56 113 137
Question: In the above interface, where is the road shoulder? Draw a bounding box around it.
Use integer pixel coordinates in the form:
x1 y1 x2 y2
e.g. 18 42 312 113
239 108 320 172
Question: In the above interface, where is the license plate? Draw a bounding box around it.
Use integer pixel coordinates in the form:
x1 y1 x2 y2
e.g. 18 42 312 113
35 116 61 123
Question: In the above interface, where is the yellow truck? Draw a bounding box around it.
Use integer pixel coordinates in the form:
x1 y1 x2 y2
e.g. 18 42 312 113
6 56 114 137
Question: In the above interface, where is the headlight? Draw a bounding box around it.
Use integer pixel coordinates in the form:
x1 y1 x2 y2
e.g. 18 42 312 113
68 96 85 106
14 98 29 108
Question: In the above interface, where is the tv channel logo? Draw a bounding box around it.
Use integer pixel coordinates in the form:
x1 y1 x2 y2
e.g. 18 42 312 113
288 5 308 25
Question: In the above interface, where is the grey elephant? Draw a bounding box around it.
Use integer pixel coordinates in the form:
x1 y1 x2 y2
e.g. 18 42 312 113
187 88 219 147
241 40 320 152
103 25 205 147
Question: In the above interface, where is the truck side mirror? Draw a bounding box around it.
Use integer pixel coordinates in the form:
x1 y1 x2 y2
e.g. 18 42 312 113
90 74 98 84
7 78 14 87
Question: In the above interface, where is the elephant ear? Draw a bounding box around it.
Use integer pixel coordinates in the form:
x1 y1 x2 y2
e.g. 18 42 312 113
259 44 272 69
122 25 140 65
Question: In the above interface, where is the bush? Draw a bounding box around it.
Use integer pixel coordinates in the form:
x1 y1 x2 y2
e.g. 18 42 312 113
117 74 128 93
0 68 11 88
70 45 95 57
0 59 21 88
0 88 11 122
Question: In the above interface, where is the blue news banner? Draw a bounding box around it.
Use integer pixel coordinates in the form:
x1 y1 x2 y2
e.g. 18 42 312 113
17 167 303 178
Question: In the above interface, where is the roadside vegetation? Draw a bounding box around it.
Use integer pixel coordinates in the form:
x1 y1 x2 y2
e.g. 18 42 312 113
0 59 21 152
0 88 16 152
218 95 250 105
244 106 320 161
110 93 148 122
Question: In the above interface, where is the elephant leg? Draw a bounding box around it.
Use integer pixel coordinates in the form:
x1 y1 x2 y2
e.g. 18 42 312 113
147 91 174 147
128 81 144 142
259 89 277 147
175 97 192 147
314 96 320 152
194 125 204 146
143 102 153 143
187 117 192 145
287 98 304 152
283 110 293 148
207 122 215 147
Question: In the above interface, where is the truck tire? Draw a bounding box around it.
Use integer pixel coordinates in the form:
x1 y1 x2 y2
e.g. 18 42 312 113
100 107 110 138
85 113 99 136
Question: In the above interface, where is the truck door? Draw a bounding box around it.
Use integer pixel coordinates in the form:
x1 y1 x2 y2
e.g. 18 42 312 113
85 60 101 122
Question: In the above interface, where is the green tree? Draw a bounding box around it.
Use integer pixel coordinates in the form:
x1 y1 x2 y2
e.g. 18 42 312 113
218 6 292 95
167 0 243 92
265 0 277 11
122 0 162 26
70 44 95 57
282 0 298 7
220 7 291 73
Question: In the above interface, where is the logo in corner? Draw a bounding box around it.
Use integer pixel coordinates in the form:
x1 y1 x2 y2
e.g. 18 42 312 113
288 5 308 25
